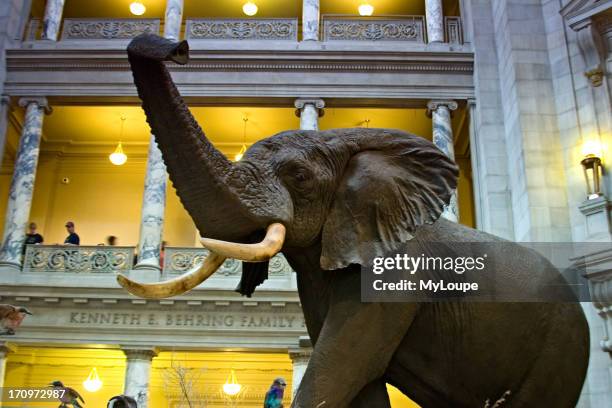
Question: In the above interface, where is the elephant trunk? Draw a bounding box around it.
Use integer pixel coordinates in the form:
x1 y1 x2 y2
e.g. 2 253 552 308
127 34 264 239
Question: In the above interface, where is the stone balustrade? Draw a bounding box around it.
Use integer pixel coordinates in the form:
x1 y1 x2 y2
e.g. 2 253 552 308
163 247 294 278
22 245 135 273
322 16 425 43
444 16 463 44
60 18 161 41
185 18 298 41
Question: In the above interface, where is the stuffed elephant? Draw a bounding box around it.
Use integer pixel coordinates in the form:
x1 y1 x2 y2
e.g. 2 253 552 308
118 34 589 407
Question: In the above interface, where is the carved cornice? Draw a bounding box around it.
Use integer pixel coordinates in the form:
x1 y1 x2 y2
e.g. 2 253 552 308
561 0 611 30
6 46 473 72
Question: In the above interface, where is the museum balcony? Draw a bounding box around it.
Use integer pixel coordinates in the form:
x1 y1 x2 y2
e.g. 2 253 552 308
22 0 466 50
0 104 475 291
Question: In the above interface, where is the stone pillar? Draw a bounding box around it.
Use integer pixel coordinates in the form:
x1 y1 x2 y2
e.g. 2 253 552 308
0 343 15 390
135 135 167 271
427 100 458 222
0 98 50 269
123 347 158 408
302 0 320 41
295 99 325 131
0 96 10 169
289 339 312 399
41 0 65 41
425 0 444 43
163 0 184 41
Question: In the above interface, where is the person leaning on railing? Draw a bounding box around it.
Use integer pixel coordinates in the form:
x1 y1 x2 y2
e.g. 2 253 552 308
23 221 43 255
64 221 80 245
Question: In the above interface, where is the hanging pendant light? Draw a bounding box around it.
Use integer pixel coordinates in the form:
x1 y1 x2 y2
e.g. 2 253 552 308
110 116 128 166
129 2 146 16
242 2 258 16
222 369 241 396
83 367 103 392
234 117 249 161
358 2 374 16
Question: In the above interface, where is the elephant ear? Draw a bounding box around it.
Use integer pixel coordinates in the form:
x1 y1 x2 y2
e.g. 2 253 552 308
320 134 458 270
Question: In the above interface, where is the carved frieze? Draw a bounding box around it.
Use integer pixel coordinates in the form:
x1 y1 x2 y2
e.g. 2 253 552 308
186 19 298 41
163 247 294 277
323 17 425 42
61 18 160 40
22 245 135 273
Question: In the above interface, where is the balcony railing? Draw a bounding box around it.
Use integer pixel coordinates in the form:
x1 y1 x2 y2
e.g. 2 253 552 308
23 245 135 273
444 16 463 44
163 247 294 278
185 18 298 41
60 18 161 41
322 16 425 43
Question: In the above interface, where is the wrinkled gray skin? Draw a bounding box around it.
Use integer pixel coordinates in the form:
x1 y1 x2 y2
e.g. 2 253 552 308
127 34 589 407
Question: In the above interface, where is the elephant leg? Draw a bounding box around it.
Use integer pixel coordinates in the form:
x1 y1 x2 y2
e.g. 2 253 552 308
292 271 418 408
348 379 391 408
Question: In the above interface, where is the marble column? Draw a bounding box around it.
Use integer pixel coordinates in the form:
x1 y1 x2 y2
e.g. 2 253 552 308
427 100 458 222
302 0 320 41
295 99 325 131
0 96 10 169
163 0 184 41
0 343 15 390
425 0 444 43
289 348 312 399
123 347 158 408
135 135 167 271
41 0 66 41
0 98 50 269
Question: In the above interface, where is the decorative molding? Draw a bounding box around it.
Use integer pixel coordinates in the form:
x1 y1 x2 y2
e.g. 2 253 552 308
323 17 425 42
60 18 160 41
186 18 298 41
23 245 135 274
163 247 293 278
444 16 463 44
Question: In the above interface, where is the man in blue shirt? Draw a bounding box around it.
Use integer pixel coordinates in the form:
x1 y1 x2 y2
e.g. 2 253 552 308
64 221 80 245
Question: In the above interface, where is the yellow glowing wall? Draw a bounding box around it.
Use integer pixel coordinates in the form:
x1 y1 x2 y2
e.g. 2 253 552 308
4 347 419 407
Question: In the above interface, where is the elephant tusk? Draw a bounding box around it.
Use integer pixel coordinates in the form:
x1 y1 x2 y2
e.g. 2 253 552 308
200 223 286 262
116 252 226 299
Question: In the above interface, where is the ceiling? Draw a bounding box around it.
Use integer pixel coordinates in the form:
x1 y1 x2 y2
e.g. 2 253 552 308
31 0 460 19
36 105 434 157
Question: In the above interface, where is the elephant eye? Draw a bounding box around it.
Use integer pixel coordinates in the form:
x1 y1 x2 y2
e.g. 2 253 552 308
294 172 307 182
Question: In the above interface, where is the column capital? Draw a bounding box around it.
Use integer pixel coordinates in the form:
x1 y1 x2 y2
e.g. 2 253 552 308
121 346 159 361
295 98 325 117
289 348 312 362
467 98 476 107
18 97 52 115
426 99 458 116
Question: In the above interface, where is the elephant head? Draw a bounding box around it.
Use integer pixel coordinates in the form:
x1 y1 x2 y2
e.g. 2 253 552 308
118 34 458 299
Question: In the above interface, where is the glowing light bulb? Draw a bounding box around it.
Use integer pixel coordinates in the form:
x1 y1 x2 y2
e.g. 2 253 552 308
109 142 127 166
582 139 603 158
234 144 247 161
358 3 374 16
129 2 146 16
83 367 103 392
243 2 258 16
223 369 241 395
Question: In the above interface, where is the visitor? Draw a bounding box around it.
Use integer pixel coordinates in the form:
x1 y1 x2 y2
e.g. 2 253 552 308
107 395 137 408
106 235 117 246
23 222 43 254
64 221 80 245
159 240 167 268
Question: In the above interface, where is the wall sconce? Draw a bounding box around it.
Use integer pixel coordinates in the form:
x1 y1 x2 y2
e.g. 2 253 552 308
581 140 603 200
358 2 374 16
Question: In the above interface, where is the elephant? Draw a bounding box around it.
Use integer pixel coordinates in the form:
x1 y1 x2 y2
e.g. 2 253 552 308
118 34 589 407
